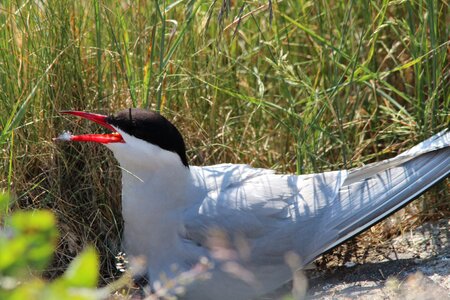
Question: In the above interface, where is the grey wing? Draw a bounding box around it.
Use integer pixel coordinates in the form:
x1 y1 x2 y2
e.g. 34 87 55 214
308 130 450 263
184 164 347 264
184 130 450 267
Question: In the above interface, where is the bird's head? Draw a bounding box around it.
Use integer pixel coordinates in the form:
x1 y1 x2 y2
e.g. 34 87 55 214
56 108 189 169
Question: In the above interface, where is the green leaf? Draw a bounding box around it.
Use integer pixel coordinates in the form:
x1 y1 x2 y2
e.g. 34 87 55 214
7 279 46 300
63 246 99 288
9 210 56 233
0 210 57 275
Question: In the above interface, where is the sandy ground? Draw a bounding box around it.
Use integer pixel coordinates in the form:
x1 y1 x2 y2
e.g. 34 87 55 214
269 219 450 299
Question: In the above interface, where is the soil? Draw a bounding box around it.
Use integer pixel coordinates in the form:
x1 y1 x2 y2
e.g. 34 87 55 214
269 219 450 299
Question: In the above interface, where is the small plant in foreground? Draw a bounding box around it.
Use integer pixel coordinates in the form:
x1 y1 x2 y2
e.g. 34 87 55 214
0 193 104 300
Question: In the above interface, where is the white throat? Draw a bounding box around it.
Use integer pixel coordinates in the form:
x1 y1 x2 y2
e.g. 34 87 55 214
106 130 193 267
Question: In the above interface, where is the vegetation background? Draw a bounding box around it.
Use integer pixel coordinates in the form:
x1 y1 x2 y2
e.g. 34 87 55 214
0 0 449 293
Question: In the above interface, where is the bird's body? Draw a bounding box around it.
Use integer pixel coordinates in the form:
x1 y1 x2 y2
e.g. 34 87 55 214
58 109 450 300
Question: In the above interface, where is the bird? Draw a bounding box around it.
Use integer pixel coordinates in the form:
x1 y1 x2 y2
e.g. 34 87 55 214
56 108 450 300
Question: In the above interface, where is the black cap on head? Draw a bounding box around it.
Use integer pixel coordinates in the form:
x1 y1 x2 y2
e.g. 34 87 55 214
106 108 189 167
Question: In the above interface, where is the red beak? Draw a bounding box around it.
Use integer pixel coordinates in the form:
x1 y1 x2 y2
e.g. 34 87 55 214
55 111 125 144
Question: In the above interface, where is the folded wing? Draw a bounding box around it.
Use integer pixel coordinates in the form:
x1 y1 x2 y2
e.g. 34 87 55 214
185 130 450 266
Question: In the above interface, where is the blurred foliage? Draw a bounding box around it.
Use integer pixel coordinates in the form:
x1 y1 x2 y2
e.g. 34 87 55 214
0 194 102 300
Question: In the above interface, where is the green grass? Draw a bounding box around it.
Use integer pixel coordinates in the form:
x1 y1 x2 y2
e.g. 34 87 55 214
0 0 449 288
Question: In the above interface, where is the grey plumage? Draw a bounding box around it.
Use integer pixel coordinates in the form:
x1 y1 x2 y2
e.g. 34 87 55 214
180 130 449 299
319 130 450 258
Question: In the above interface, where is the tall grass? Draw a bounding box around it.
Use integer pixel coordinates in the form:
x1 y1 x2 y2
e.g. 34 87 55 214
1 0 448 282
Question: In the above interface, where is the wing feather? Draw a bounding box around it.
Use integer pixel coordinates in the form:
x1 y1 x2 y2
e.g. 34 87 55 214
185 164 347 262
184 130 449 266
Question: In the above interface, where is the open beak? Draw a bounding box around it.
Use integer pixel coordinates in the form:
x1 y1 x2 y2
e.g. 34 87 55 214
54 111 125 144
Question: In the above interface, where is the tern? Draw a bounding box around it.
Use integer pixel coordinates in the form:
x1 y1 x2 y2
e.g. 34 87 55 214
57 108 450 300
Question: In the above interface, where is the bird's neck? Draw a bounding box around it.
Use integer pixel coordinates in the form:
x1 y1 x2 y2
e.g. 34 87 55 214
119 162 193 261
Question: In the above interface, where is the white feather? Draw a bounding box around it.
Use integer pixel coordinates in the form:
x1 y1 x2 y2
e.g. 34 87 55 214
106 128 450 300
54 130 73 141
